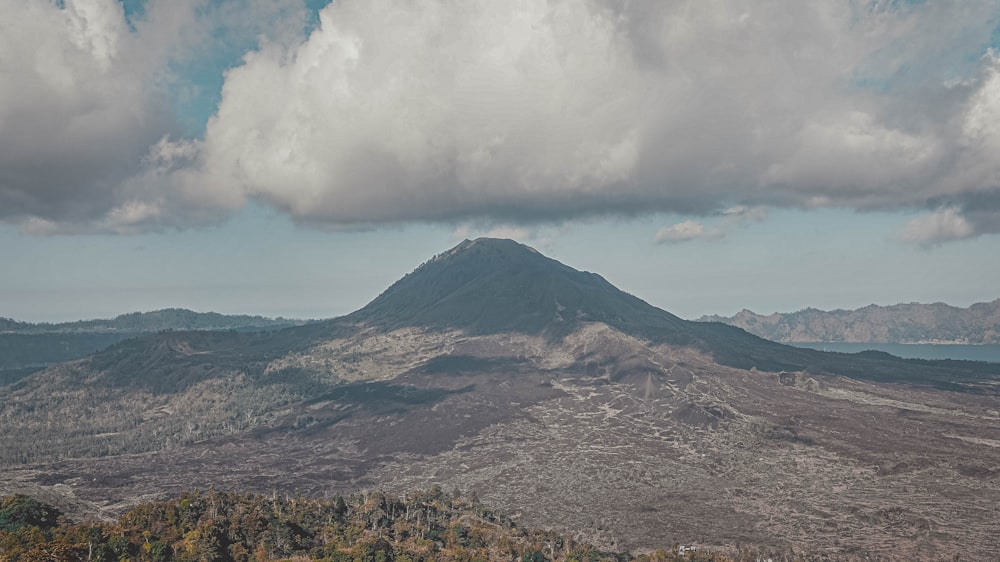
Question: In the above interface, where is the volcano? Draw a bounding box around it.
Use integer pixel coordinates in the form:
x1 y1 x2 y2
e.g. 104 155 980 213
2 238 1000 559
347 238 688 336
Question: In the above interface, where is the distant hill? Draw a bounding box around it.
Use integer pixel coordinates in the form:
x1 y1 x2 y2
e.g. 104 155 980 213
0 308 306 334
0 309 311 385
697 299 1000 344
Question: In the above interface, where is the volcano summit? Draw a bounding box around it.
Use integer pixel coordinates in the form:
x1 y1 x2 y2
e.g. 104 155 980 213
2 239 999 559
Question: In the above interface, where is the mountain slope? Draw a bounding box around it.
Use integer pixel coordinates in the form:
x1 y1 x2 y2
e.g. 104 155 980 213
348 238 689 336
699 300 1000 344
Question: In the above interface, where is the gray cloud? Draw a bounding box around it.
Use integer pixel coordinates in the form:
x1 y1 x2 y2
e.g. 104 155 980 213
0 0 170 228
0 0 308 234
902 190 1000 246
3 0 1000 241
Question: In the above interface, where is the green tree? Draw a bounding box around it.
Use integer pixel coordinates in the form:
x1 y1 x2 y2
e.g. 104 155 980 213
0 495 62 532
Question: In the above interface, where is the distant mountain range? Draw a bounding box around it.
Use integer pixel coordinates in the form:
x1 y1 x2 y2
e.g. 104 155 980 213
0 309 309 385
3 238 999 557
698 299 1000 344
0 308 306 334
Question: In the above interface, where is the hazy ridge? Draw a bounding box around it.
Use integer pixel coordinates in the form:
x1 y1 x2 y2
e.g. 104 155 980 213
0 309 311 386
698 299 1000 344
0 308 308 334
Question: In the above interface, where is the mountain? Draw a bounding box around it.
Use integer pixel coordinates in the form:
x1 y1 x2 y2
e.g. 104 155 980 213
698 300 1000 344
349 237 688 336
2 238 999 559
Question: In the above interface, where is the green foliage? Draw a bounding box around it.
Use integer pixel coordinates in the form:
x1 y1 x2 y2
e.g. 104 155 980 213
0 494 62 532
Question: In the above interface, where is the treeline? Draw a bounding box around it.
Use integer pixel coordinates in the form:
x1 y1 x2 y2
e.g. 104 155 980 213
0 488 797 562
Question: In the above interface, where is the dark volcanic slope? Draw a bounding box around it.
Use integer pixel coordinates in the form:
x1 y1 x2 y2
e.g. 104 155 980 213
348 238 689 336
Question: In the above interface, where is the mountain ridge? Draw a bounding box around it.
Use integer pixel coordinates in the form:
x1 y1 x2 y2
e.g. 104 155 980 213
698 299 1000 344
0 308 308 334
0 308 314 386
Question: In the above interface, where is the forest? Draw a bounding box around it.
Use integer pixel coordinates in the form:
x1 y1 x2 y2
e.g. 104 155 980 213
0 487 798 562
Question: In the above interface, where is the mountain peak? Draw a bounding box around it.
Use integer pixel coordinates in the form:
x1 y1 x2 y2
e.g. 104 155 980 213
348 238 686 336
430 237 541 264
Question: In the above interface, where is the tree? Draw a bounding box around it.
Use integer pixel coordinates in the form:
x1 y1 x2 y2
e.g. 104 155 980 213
0 495 62 532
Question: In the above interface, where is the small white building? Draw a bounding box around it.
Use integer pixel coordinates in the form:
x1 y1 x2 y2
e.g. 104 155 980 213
678 544 698 555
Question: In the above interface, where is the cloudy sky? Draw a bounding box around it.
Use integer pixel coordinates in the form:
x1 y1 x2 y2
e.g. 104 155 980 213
2 0 999 322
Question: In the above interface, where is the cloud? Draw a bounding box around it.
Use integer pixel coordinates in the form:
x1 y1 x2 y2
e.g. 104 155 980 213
654 205 767 244
0 0 308 234
899 208 975 247
0 0 166 227
654 221 722 244
899 190 1000 247
4 0 1000 241
195 0 1000 234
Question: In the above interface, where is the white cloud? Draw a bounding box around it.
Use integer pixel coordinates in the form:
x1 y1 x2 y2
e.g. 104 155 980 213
654 206 767 244
899 208 975 247
193 0 1000 235
654 221 722 244
4 0 1000 242
199 0 646 225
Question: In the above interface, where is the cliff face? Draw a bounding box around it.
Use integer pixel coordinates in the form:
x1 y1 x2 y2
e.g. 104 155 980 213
698 299 1000 344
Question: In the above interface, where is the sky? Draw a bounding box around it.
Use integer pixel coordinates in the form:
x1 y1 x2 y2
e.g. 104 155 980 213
1 0 999 322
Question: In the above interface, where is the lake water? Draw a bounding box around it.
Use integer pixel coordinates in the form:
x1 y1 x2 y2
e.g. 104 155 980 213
789 342 1000 363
